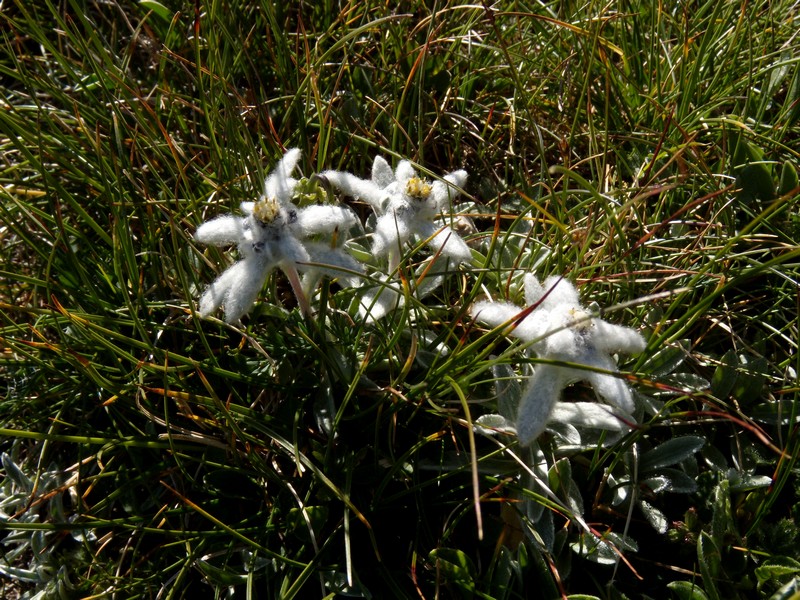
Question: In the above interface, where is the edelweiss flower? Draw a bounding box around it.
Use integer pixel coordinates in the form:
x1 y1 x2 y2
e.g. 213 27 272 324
195 149 362 322
323 156 472 272
471 275 646 446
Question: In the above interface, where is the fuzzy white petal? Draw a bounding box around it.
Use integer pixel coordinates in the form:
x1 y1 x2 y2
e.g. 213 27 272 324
471 300 544 342
199 257 271 322
358 283 402 323
195 216 244 246
322 170 386 210
372 210 412 256
371 156 395 189
539 276 580 307
550 402 630 431
523 273 546 306
394 160 416 185
293 205 358 237
471 300 523 329
593 320 647 354
277 234 311 266
476 274 646 441
587 368 636 414
543 327 583 358
516 365 566 446
264 148 301 203
431 170 467 211
417 221 472 264
304 242 365 287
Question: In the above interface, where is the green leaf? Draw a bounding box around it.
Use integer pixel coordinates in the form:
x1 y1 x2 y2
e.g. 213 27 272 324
711 479 735 545
667 581 712 600
640 340 691 377
639 499 669 533
760 52 794 116
474 413 515 436
641 468 698 494
548 457 572 492
767 577 800 600
286 506 329 543
549 458 583 514
429 548 476 592
711 350 739 399
728 135 775 203
750 400 800 425
697 532 723 600
139 0 174 22
640 436 705 473
701 444 729 472
730 131 764 167
737 162 776 204
662 372 710 392
728 473 773 492
755 557 800 589
731 355 769 406
570 532 637 566
779 162 799 196
487 546 517 600
1 453 33 493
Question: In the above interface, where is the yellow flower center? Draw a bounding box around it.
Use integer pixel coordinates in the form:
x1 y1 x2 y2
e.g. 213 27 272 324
253 196 280 224
568 307 593 332
405 177 432 200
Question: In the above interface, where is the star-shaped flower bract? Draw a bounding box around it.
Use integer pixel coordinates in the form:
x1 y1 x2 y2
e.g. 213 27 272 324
471 275 646 446
323 156 472 272
194 148 362 322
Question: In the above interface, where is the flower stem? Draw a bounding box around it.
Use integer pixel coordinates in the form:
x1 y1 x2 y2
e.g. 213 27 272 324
283 263 312 316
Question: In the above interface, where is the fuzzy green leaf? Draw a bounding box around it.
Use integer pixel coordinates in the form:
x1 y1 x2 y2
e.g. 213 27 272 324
697 532 723 600
755 557 800 588
641 468 698 494
639 499 669 533
1 453 33 494
711 479 736 545
728 473 773 492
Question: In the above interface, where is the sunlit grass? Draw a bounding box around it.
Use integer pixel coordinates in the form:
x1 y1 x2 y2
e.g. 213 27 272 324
2 0 799 598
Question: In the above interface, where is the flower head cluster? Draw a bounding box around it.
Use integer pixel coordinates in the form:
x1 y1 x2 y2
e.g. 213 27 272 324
471 275 646 446
323 156 471 271
195 149 361 322
194 150 475 323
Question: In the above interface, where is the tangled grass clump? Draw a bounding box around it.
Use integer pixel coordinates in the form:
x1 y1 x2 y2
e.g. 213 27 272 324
2 1 799 598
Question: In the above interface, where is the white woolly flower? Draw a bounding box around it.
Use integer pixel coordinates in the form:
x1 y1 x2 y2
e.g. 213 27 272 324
195 148 362 322
323 156 472 272
471 275 646 446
